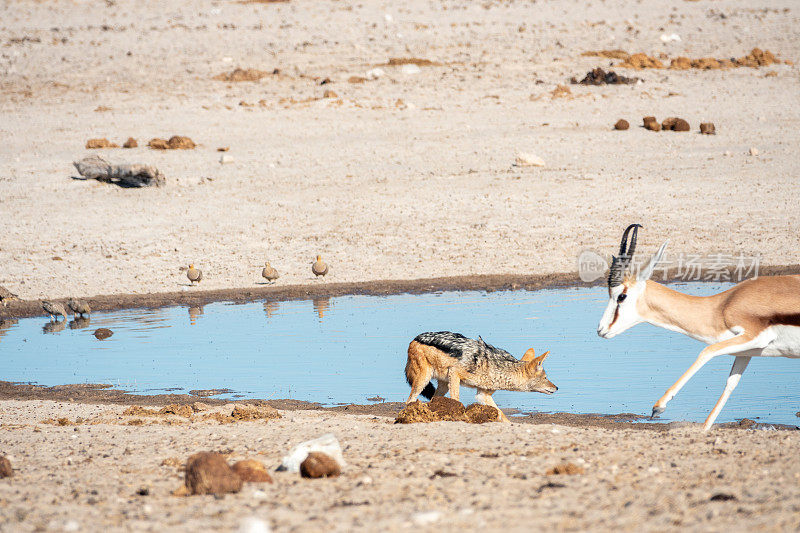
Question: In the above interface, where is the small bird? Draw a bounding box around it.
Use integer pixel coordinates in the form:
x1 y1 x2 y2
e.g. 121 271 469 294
261 262 279 283
0 286 18 307
312 255 328 278
187 264 202 285
68 298 91 318
41 300 68 321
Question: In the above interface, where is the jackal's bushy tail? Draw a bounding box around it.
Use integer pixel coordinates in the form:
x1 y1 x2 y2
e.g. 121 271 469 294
405 366 435 399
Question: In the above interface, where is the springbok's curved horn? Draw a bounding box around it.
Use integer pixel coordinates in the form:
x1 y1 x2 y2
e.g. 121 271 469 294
608 224 643 287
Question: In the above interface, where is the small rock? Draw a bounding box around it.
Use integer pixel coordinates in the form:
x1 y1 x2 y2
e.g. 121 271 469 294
401 64 421 75
167 136 196 149
545 462 585 475
465 403 501 423
300 452 341 478
217 147 229 152
614 119 629 130
699 122 716 135
86 138 118 149
749 147 759 156
672 118 690 132
184 452 243 495
366 68 385 80
279 433 345 473
737 418 756 428
710 493 737 502
148 138 169 150
122 137 138 148
411 511 442 526
514 152 545 167
220 154 235 164
230 404 281 421
323 89 338 98
191 402 211 412
0 455 12 478
232 459 273 483
237 517 271 533
347 76 367 84
93 328 113 340
643 116 661 132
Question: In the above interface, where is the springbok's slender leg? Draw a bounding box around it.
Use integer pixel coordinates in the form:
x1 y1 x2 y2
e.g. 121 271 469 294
702 355 751 431
475 389 510 422
652 334 758 418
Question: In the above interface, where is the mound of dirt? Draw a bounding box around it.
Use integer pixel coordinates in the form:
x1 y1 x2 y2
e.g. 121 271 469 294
230 404 281 421
395 398 500 424
582 49 630 60
620 53 664 69
551 84 572 98
86 138 118 149
571 68 639 85
212 68 269 82
614 119 630 130
546 462 585 475
148 136 195 150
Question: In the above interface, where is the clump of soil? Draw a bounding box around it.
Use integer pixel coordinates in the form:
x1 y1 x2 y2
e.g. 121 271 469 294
395 398 500 424
614 119 630 130
122 137 137 148
300 452 341 479
122 404 193 418
231 459 272 483
148 136 195 150
546 462 585 475
212 68 269 82
661 117 690 132
643 116 661 131
735 48 778 67
348 76 367 84
551 84 572 98
86 138 118 149
582 49 630 60
386 57 441 67
230 404 281 421
184 452 242 495
571 68 639 85
0 455 12 478
620 53 664 69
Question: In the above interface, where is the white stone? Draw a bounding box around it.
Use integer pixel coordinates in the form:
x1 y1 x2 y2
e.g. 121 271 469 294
366 68 385 80
515 152 545 167
401 64 421 75
278 433 345 473
749 147 759 156
412 511 442 526
220 154 235 164
238 517 271 533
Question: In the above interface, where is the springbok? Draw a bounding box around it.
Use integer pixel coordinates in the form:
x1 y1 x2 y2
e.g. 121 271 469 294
597 224 800 430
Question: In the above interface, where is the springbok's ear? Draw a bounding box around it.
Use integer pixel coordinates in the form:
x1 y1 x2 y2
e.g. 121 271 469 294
521 348 536 362
637 240 669 281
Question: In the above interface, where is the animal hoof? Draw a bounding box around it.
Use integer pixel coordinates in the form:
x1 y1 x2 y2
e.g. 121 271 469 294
650 406 665 419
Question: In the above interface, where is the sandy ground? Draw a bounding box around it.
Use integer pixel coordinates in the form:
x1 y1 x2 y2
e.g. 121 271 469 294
1 0 799 300
0 399 798 532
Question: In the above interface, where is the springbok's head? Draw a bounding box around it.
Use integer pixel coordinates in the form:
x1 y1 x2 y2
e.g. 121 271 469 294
597 224 668 339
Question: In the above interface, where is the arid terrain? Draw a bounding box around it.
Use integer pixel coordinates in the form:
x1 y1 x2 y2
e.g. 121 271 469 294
1 0 799 301
1 0 800 531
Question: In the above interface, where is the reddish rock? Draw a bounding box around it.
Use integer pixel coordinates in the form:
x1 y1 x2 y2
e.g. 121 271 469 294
122 137 138 148
232 459 273 483
700 122 716 135
300 452 341 479
614 119 629 130
0 455 12 478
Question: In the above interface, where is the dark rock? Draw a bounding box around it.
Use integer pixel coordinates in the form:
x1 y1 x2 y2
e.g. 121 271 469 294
614 119 630 130
0 455 12 478
232 459 273 483
572 68 639 85
700 122 716 134
465 403 501 423
94 328 113 340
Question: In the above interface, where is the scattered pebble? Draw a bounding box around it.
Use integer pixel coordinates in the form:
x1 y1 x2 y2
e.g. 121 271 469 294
86 138 118 149
300 452 341 479
93 328 113 340
184 452 243 495
700 122 716 135
661 117 690 132
237 517 271 533
749 147 759 156
220 154 235 164
614 119 629 130
279 433 345 473
514 152 545 167
122 137 138 148
400 64 421 75
213 68 269 82
643 116 661 132
571 68 639 85
411 511 442 526
323 89 338 98
232 459 273 483
366 67 385 80
0 455 12 478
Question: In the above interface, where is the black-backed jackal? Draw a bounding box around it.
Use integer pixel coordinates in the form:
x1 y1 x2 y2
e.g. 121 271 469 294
405 331 557 422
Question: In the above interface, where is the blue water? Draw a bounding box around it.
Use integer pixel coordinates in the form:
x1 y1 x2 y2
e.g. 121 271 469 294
1 283 798 426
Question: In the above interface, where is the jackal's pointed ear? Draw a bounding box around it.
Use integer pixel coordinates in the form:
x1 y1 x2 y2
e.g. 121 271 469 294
521 348 536 362
532 351 550 367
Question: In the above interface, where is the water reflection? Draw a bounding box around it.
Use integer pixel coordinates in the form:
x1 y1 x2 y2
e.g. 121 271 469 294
69 317 91 330
312 297 331 321
0 318 18 341
188 305 204 326
42 320 66 334
263 301 279 320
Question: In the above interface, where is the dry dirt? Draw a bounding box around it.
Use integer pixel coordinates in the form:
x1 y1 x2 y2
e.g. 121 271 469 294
0 399 798 532
0 0 798 302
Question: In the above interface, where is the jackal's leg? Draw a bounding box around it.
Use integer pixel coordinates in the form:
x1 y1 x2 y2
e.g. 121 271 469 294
433 380 449 397
406 366 434 404
475 389 510 422
447 369 461 401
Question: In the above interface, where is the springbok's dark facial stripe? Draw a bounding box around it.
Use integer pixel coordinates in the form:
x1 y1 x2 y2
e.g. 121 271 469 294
607 287 628 330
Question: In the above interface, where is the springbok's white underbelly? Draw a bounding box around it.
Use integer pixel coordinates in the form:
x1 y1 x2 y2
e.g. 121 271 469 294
746 325 800 358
